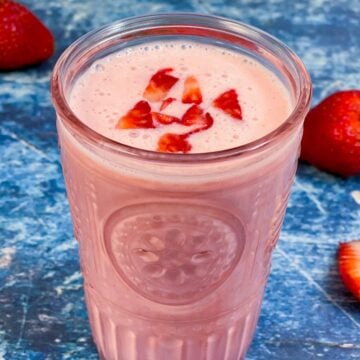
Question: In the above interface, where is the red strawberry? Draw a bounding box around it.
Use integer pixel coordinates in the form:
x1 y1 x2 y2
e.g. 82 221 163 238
157 133 191 153
160 97 176 111
182 76 203 104
181 105 214 133
182 105 203 126
143 68 179 102
338 240 360 299
116 100 155 129
181 105 205 126
200 112 214 131
187 112 214 134
213 89 242 120
300 90 360 176
152 112 180 125
0 0 54 70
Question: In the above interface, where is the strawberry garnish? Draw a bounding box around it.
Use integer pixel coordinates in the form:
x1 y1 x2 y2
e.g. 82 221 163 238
116 69 242 153
181 105 214 131
181 105 205 127
143 68 179 102
338 240 360 299
200 112 214 131
301 90 360 177
182 76 203 104
186 112 214 136
0 0 55 70
152 112 180 125
160 97 176 111
116 100 155 129
181 105 203 126
213 89 242 120
157 133 191 153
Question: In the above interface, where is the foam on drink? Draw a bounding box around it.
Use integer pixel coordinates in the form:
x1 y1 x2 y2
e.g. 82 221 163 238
69 41 292 153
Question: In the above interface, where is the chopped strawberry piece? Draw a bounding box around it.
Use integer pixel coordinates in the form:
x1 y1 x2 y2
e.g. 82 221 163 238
116 100 155 129
143 68 179 102
181 105 214 133
157 133 192 153
213 89 242 120
338 240 360 299
187 112 214 135
182 76 203 104
152 112 180 125
181 105 205 126
202 112 214 131
160 97 176 111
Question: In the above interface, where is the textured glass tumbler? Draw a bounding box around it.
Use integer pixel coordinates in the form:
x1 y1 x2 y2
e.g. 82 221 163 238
51 14 311 360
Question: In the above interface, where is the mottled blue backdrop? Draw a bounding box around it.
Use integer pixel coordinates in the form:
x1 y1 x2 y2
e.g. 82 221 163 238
0 0 359 359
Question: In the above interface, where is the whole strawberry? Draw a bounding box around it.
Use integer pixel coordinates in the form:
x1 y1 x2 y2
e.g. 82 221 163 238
0 0 54 70
338 240 360 300
300 90 360 177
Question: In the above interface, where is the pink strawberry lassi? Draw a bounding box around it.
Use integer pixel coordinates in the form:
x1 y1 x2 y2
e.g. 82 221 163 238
52 14 311 360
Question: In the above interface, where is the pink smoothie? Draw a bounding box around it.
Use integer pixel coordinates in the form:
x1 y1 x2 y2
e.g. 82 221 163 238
69 41 292 153
58 40 303 360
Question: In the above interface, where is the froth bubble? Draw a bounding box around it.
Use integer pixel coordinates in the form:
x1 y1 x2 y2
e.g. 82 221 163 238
129 131 139 138
95 63 105 72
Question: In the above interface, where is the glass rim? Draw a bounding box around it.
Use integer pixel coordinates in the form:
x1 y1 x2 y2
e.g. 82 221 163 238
51 12 312 163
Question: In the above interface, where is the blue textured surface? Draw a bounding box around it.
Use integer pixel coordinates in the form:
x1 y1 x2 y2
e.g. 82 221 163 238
0 0 359 359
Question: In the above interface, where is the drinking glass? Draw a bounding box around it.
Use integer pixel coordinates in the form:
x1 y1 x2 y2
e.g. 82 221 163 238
51 13 311 360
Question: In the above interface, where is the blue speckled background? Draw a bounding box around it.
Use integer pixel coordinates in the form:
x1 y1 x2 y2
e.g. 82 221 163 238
0 0 359 359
